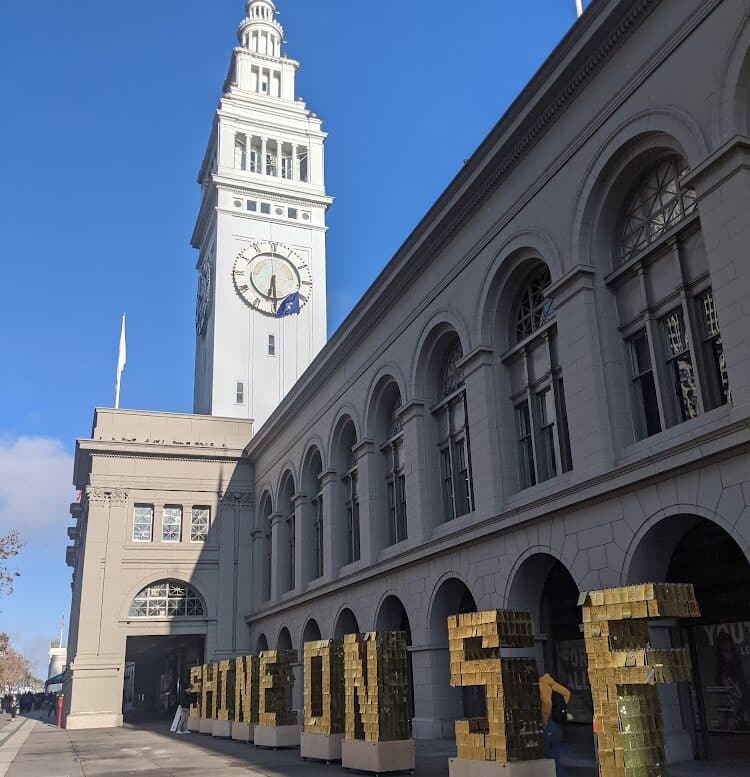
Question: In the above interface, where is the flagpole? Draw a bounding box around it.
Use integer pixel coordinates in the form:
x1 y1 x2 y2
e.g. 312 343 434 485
115 314 127 409
575 0 583 17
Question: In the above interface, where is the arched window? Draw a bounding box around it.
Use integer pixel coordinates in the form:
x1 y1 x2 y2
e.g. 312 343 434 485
279 474 295 594
609 155 730 440
434 343 474 522
129 580 203 618
506 265 572 490
338 422 360 565
381 389 407 547
620 156 697 263
302 448 324 582
258 493 273 602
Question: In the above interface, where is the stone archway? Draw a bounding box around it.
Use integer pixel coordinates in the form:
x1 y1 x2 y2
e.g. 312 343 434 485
376 595 415 720
333 608 360 640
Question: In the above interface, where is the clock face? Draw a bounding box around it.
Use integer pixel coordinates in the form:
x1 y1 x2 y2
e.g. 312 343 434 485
233 241 312 317
195 255 213 335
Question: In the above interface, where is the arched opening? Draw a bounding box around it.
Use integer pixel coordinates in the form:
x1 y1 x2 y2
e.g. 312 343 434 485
507 554 592 761
369 378 407 552
277 626 295 712
258 492 273 602
302 618 322 645
427 578 482 731
301 446 324 584
418 326 475 528
331 417 360 568
123 579 206 724
333 608 360 640
256 633 269 654
498 259 572 492
628 515 750 762
376 595 415 719
278 472 296 593
277 626 293 652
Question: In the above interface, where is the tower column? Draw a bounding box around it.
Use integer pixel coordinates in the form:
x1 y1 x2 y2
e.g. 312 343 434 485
292 144 298 181
261 137 267 175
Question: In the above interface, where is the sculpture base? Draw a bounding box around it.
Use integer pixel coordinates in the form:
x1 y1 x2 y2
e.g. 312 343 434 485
198 718 214 735
301 732 344 763
341 739 415 774
231 722 255 742
212 719 232 738
186 716 200 733
253 724 302 749
449 758 556 777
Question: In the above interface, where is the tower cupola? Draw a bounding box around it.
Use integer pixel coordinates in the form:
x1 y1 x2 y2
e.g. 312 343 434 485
238 0 284 57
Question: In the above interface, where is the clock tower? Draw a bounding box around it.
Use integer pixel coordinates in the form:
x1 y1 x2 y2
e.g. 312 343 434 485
192 0 331 429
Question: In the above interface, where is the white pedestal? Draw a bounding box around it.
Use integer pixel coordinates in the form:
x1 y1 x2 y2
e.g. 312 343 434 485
212 719 232 738
301 732 344 763
187 716 200 732
199 718 214 735
231 722 255 742
254 724 302 749
449 758 556 777
341 739 415 774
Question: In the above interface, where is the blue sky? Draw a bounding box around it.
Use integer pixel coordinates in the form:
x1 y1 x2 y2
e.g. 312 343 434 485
0 0 586 676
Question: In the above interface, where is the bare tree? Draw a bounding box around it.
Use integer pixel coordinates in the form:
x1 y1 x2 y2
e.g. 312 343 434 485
0 633 31 690
0 531 24 596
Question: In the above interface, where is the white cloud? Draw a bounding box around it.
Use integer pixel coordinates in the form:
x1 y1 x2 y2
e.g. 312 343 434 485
0 437 74 544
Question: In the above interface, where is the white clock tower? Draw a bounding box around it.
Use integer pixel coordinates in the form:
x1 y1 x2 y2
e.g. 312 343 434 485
192 0 331 429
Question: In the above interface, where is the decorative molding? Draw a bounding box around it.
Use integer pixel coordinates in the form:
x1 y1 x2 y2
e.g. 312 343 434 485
220 490 255 506
86 487 128 505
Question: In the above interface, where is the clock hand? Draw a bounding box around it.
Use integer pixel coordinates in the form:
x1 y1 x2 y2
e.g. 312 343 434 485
270 275 277 312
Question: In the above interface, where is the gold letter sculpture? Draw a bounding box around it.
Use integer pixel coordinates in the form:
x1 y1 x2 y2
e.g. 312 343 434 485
582 584 699 777
201 663 216 720
448 610 544 762
216 659 234 722
234 655 260 725
343 632 411 743
259 650 298 727
304 639 344 735
189 664 203 719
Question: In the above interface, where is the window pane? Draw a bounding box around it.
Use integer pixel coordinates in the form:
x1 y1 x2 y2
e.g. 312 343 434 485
133 505 153 542
516 404 536 489
663 311 689 357
190 508 210 543
441 448 455 522
637 371 662 438
631 333 652 375
162 507 182 543
672 355 699 422
536 389 558 482
128 579 203 618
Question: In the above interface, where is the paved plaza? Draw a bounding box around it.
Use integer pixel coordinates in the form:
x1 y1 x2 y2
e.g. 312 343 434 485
0 713 747 777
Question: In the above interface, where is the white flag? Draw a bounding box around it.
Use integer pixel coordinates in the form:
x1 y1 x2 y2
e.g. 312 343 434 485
115 314 127 409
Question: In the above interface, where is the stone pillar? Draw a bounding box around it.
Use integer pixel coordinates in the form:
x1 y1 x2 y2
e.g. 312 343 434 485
353 439 376 566
270 512 284 602
214 496 238 659
292 144 298 181
650 621 694 764
687 138 750 416
460 346 504 518
410 644 459 740
250 528 264 611
399 401 428 546
66 488 130 730
292 493 306 594
261 137 267 175
550 265 617 472
319 470 338 581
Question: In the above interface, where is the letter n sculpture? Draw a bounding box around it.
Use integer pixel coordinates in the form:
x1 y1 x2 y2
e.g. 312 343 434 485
582 584 700 777
448 610 544 764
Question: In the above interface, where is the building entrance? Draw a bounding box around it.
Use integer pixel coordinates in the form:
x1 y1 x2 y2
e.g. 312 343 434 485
123 634 204 723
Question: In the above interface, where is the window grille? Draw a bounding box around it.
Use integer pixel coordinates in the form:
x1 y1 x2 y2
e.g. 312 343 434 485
128 580 204 618
133 505 153 543
162 506 182 543
190 507 210 543
620 156 697 262
515 267 555 342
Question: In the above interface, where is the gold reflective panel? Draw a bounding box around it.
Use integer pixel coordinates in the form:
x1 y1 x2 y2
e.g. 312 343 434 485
304 639 344 735
581 584 700 777
189 664 203 718
343 632 411 743
216 660 235 722
234 655 260 725
448 610 544 763
201 663 216 720
259 650 298 727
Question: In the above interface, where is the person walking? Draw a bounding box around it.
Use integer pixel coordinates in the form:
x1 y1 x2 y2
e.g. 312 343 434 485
539 673 572 777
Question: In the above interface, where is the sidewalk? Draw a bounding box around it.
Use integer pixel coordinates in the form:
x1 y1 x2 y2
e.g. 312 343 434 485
1 716 747 777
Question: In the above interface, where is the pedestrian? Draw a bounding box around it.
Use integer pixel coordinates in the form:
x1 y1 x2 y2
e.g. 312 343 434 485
539 673 572 777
